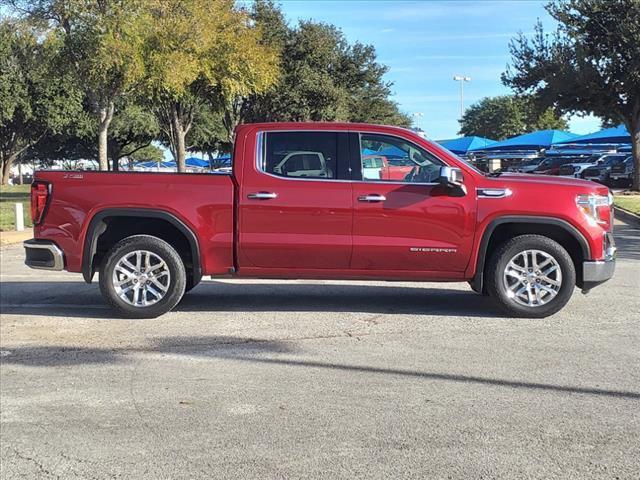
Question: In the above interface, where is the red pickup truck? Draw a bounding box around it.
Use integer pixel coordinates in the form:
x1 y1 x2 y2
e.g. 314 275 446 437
24 122 616 318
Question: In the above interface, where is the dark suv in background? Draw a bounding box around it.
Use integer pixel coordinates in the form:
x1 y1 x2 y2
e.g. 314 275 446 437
581 154 629 184
609 156 635 187
532 156 574 175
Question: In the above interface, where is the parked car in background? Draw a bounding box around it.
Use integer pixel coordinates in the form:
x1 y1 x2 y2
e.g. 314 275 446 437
532 156 574 175
581 154 628 184
25 122 616 319
510 157 543 173
558 153 612 178
609 156 635 187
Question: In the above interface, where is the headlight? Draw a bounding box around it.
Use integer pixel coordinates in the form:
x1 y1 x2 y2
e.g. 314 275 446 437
576 193 613 228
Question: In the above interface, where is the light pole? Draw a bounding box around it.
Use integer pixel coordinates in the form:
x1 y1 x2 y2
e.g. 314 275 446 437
412 112 424 130
453 75 471 119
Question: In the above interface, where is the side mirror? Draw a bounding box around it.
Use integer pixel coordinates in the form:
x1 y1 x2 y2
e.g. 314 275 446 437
438 166 464 187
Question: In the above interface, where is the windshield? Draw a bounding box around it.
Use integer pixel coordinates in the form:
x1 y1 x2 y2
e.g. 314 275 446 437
601 155 627 166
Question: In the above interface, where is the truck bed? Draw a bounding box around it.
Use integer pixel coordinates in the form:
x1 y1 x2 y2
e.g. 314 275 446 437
33 170 235 276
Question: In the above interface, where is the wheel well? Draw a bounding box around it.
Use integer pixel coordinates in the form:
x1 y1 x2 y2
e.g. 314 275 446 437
84 214 200 285
479 222 587 291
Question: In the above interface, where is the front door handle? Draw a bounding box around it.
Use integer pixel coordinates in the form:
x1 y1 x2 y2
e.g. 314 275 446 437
247 191 278 200
358 194 386 202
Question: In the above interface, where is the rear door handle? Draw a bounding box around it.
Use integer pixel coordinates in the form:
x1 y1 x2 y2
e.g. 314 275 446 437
358 194 386 202
247 192 278 200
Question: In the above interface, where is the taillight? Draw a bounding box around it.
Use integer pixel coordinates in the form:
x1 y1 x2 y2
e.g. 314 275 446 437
31 182 50 225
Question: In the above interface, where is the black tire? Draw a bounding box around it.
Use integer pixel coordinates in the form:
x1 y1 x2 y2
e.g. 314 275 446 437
99 235 186 318
486 234 576 318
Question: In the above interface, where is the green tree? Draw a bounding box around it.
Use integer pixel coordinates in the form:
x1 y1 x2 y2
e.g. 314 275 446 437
7 0 149 170
128 144 164 164
142 0 278 171
503 0 640 190
458 95 568 140
185 104 231 158
108 101 160 170
244 1 410 127
0 20 82 184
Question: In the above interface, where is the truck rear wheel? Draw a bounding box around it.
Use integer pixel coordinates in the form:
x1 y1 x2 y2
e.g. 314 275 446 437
99 235 186 318
486 234 576 318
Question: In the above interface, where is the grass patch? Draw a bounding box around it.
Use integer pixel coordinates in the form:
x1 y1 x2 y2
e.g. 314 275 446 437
615 194 640 216
0 184 31 231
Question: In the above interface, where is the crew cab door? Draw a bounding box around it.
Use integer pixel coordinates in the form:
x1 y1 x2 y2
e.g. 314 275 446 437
350 131 476 273
237 130 353 270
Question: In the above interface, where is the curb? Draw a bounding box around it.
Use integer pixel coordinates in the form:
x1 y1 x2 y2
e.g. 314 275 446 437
614 206 640 228
0 229 32 247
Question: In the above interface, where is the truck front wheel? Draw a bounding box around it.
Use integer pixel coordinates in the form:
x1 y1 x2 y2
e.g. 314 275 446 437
99 235 186 318
486 234 576 318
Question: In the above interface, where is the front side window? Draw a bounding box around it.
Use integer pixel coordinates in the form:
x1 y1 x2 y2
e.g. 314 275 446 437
262 132 337 179
359 133 444 183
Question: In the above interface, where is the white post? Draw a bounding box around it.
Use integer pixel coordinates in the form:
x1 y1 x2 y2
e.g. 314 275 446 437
15 203 24 231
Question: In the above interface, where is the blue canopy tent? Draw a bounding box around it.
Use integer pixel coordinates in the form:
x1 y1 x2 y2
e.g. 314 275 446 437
135 161 176 169
376 145 406 158
437 136 497 154
480 130 578 151
362 148 379 156
185 157 209 168
554 125 630 145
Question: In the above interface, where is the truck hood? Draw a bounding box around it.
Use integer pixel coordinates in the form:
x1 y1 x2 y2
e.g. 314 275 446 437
492 172 602 189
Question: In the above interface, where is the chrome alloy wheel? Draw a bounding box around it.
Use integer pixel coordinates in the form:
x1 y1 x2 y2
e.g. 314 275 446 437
503 249 562 307
112 250 171 307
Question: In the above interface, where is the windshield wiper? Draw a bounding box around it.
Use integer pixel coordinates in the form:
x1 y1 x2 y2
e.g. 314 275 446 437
487 171 503 177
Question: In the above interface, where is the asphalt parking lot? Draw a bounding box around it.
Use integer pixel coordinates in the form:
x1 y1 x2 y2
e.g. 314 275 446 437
1 220 639 479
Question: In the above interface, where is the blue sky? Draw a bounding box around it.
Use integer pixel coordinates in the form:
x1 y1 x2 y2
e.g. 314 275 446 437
275 0 601 140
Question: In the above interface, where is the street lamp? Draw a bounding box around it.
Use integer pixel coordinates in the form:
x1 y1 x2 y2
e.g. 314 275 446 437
453 75 471 119
412 112 424 129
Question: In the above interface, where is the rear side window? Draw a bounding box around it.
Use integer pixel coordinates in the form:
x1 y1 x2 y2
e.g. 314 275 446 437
262 132 338 179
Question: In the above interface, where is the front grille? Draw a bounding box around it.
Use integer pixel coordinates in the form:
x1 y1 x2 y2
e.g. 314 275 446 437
583 168 601 176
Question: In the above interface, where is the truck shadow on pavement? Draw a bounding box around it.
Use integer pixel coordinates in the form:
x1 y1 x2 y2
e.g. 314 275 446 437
2 335 639 401
0 283 505 319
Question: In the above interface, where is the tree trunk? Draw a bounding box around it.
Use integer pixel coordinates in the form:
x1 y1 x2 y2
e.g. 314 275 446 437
1 153 18 185
171 104 187 172
110 142 121 172
98 101 115 171
18 162 23 184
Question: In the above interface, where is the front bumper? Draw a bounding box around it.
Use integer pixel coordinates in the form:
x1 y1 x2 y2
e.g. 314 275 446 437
23 239 65 271
581 232 616 292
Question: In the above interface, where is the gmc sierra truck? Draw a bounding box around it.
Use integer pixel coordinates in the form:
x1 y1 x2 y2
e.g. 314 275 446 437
24 122 616 318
